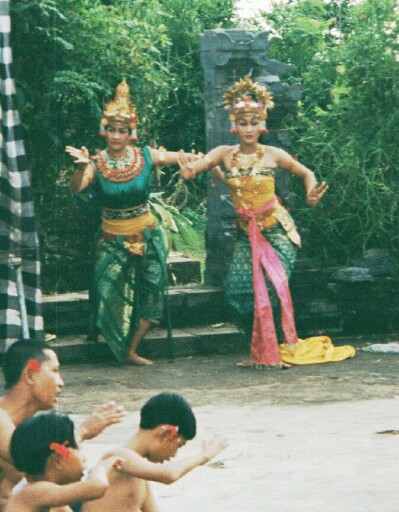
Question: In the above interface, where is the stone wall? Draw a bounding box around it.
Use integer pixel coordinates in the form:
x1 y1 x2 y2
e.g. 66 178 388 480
200 29 301 285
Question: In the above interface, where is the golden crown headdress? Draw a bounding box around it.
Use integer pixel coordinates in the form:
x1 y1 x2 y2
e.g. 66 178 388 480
223 77 274 134
100 79 139 141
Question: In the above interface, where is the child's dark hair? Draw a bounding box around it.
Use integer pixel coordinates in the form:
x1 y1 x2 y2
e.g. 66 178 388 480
10 412 77 476
3 339 52 390
140 393 196 440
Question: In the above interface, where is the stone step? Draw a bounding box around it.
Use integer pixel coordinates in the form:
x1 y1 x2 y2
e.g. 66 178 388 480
47 323 248 364
42 284 232 335
45 320 387 365
42 284 344 337
42 268 399 340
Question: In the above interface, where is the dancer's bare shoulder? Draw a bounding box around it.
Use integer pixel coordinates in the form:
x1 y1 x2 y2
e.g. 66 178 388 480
263 145 294 166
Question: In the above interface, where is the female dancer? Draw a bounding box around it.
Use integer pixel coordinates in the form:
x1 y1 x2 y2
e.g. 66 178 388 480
66 79 194 366
179 77 354 368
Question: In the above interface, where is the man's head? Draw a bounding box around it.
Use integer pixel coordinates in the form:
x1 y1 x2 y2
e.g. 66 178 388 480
2 340 64 409
3 340 51 389
139 393 196 462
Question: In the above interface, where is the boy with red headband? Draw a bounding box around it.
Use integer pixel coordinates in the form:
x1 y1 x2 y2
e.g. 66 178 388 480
5 411 124 512
0 340 126 511
83 393 228 512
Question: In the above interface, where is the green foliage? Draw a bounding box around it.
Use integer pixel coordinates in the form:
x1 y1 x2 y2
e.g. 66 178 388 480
149 194 204 254
10 0 399 288
10 0 233 292
263 0 399 265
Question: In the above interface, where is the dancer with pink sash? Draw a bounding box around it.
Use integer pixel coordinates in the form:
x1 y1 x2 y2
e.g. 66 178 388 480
179 77 356 368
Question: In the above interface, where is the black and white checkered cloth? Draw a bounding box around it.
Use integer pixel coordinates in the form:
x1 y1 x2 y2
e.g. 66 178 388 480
0 0 43 349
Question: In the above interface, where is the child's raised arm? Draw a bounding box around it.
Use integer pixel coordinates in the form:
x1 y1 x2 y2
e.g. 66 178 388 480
112 434 228 485
6 463 110 511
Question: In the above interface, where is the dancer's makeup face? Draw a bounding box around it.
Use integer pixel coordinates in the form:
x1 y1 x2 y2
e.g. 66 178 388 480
236 115 262 143
104 123 130 152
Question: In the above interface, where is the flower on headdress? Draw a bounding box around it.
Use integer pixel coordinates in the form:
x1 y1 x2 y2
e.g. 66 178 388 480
223 77 274 134
26 359 41 372
223 77 274 114
50 441 71 459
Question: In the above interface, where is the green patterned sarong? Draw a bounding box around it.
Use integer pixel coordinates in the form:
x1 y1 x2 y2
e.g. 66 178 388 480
94 226 167 363
225 224 297 318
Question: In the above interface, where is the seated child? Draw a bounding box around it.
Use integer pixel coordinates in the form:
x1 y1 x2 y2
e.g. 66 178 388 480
83 392 228 512
5 411 119 512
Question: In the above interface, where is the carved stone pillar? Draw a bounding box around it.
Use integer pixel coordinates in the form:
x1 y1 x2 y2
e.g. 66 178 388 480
200 29 301 285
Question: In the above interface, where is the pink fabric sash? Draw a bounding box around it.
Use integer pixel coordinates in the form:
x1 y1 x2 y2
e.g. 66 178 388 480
236 196 298 365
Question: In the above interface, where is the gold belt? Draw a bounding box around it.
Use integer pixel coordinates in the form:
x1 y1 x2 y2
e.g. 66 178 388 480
100 212 156 256
238 203 301 248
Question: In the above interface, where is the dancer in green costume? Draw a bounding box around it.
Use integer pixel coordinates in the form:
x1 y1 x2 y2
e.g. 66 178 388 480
66 79 194 365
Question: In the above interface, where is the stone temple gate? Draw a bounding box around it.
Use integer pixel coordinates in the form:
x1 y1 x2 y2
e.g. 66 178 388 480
199 29 302 285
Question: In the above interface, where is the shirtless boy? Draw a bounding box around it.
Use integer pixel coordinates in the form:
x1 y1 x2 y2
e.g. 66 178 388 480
5 411 121 512
83 392 228 512
0 340 126 510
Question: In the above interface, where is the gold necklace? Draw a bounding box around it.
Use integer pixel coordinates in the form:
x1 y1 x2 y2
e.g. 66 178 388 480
230 144 264 172
96 146 145 182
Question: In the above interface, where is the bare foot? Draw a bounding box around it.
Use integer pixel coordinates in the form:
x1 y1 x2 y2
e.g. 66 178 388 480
126 353 154 366
77 401 127 441
236 360 291 370
236 360 256 368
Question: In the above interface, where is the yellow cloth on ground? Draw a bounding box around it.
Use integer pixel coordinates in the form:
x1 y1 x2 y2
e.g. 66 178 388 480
280 336 356 365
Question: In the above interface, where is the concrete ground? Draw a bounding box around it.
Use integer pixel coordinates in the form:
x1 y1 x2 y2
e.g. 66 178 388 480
50 339 399 512
77 399 399 512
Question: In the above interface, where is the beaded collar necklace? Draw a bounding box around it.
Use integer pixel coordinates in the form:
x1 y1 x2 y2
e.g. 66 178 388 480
230 144 264 175
96 146 145 182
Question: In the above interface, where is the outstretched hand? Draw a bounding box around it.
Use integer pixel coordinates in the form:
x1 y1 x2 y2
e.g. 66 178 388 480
178 150 196 181
201 434 229 464
78 401 127 441
112 457 134 475
307 181 328 206
65 145 90 165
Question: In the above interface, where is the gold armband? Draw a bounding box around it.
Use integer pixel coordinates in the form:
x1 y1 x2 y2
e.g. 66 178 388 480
157 146 167 165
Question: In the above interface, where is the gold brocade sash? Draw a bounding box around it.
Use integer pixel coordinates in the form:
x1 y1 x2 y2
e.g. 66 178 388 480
227 176 301 247
102 211 155 236
100 212 156 256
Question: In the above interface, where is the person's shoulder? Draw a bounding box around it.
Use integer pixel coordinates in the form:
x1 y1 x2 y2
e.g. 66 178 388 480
263 144 285 154
110 445 142 460
0 406 13 428
100 445 142 467
7 480 56 509
209 145 235 160
0 404 10 419
218 144 235 152
208 144 233 153
263 145 292 161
